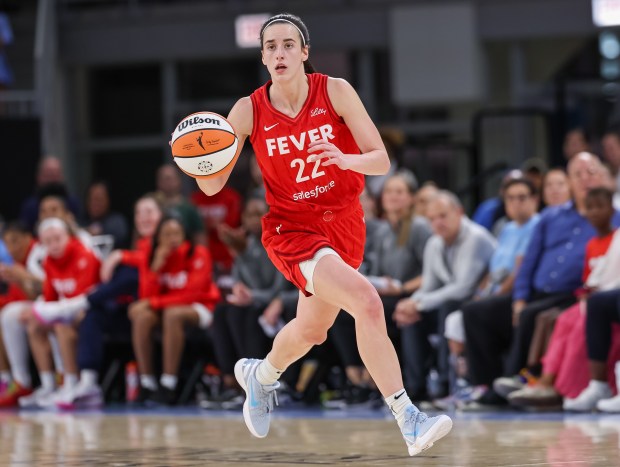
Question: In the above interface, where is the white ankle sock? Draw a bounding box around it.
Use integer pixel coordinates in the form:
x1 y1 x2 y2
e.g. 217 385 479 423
255 355 284 386
64 373 79 389
40 372 56 391
140 374 157 391
80 370 98 388
160 374 178 390
385 389 415 429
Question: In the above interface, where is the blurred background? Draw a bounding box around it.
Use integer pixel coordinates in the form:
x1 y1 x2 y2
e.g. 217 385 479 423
0 0 616 220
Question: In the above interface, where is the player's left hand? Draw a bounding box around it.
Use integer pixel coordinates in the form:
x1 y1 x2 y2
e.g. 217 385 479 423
307 139 350 170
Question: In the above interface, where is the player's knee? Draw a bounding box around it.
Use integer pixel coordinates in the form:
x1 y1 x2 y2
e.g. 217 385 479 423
300 326 329 346
356 288 383 323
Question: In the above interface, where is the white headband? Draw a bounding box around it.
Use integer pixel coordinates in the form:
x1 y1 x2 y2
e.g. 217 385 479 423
38 217 68 236
263 19 306 47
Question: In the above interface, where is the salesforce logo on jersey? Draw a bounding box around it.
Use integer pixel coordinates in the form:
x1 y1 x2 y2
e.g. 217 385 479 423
292 180 336 201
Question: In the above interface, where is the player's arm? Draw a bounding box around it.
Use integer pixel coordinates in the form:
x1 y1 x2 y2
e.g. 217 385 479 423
308 77 390 176
195 97 253 196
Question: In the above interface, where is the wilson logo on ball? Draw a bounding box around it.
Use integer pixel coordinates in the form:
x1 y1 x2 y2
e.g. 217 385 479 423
170 112 240 180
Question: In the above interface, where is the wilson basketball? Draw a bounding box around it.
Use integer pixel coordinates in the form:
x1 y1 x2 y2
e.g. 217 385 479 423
170 112 240 179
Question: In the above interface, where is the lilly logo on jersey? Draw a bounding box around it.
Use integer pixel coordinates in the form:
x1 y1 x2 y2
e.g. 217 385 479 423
52 278 77 296
266 124 334 157
161 271 188 289
177 116 221 132
310 107 326 117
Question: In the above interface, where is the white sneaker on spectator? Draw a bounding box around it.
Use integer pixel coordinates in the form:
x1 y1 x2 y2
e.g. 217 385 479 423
563 380 612 412
56 383 103 410
597 362 620 413
493 375 526 399
18 386 56 409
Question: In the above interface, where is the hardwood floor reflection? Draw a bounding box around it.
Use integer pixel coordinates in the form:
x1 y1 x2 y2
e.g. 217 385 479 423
0 410 619 466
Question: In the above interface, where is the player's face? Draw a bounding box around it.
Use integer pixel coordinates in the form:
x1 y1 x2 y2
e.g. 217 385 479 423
158 219 185 250
135 198 162 238
261 24 308 79
40 226 70 258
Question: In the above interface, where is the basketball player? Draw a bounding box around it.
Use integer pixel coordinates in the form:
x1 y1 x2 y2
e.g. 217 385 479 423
195 13 452 456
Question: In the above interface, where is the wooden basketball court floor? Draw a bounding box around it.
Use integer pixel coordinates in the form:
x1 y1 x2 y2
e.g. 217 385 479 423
0 407 619 466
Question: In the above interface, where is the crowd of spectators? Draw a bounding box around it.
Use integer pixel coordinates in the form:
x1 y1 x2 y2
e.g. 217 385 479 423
0 125 619 415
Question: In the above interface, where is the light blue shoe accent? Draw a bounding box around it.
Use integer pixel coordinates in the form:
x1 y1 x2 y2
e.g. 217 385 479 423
401 405 453 456
234 358 279 438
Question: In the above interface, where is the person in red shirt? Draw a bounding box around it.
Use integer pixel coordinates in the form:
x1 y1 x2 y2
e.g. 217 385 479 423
127 215 220 405
191 183 242 275
191 13 451 455
21 218 100 408
31 193 165 410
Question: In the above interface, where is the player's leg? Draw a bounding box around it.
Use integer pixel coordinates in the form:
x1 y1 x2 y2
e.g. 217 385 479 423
235 291 340 437
311 254 452 456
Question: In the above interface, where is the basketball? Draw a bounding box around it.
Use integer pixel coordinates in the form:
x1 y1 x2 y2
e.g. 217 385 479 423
170 111 240 179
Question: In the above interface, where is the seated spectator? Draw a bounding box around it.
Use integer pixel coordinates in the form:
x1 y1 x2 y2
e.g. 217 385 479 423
191 173 242 276
127 215 220 405
414 182 439 220
205 197 289 408
439 178 540 408
472 170 523 234
508 187 620 409
21 219 100 408
467 153 620 408
394 190 496 399
0 197 98 408
520 158 548 196
39 193 96 253
0 222 43 402
601 127 620 194
19 156 82 231
563 127 591 161
568 287 620 412
328 171 433 407
30 193 164 409
83 181 129 250
542 168 571 208
155 164 205 246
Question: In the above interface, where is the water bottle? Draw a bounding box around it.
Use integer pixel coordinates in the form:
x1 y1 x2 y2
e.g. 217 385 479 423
125 361 139 403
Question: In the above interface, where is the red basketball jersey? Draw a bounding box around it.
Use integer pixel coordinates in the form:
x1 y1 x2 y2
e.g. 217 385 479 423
250 73 365 218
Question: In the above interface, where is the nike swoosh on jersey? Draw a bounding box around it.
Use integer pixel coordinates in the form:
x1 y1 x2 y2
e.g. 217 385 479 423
264 123 279 131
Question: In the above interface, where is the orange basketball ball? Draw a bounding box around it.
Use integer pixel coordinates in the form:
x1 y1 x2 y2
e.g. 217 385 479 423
170 112 240 179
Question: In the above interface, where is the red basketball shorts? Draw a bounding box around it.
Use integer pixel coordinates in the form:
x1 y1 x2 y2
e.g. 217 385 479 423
261 204 366 297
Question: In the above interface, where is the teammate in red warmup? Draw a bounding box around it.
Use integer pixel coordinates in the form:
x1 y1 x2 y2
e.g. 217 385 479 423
126 215 220 405
194 13 452 456
27 218 101 408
